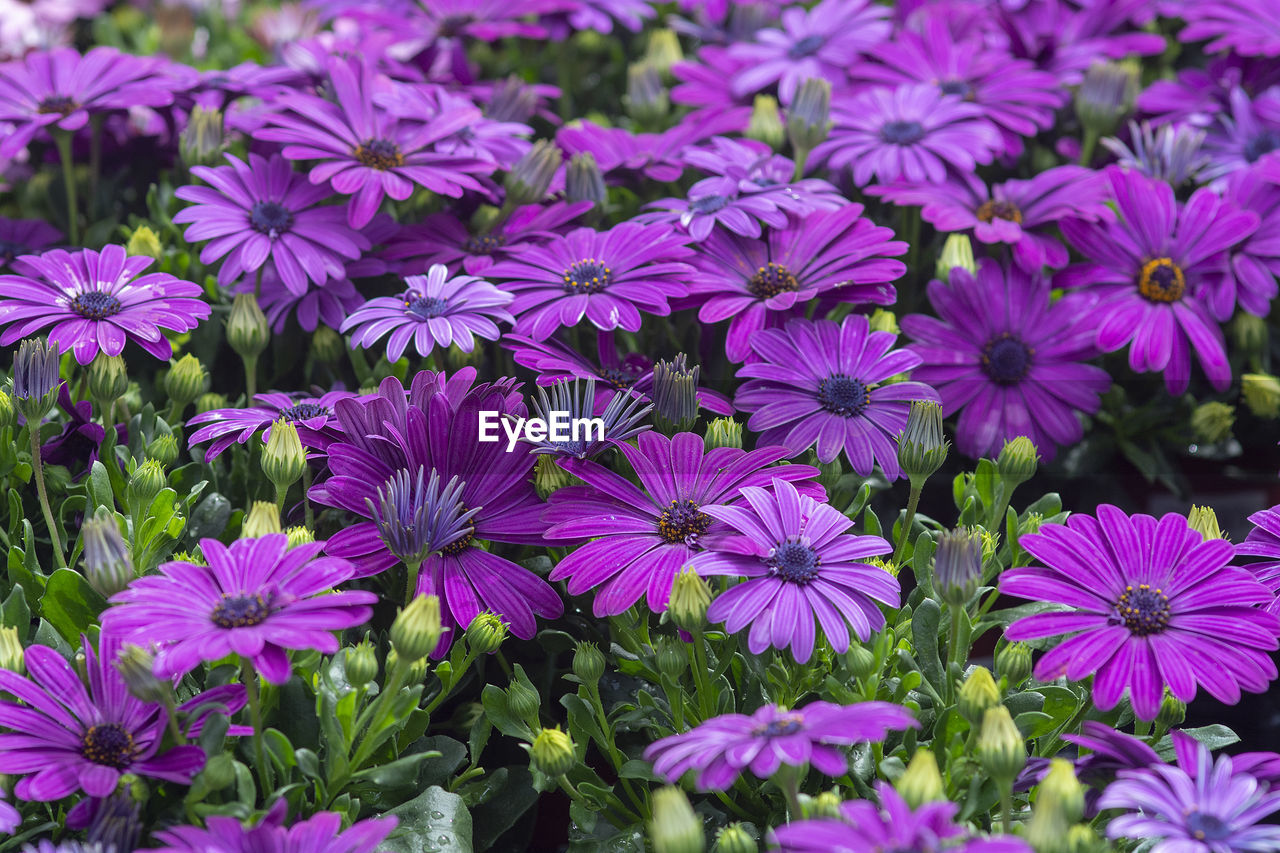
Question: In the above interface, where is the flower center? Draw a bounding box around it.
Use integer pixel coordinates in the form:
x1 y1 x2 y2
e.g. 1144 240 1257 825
1114 583 1171 636
436 13 475 37
440 516 474 556
37 95 77 116
747 262 799 299
1186 811 1232 842
1245 131 1280 164
211 593 271 628
353 138 405 171
280 402 329 422
0 240 25 262
249 200 294 237
753 712 805 737
597 368 635 390
1137 258 1185 303
976 199 1023 224
981 334 1032 385
768 540 821 584
405 293 448 319
563 258 611 294
689 195 729 214
880 120 925 145
939 79 973 99
788 34 825 58
70 291 123 320
817 374 870 418
81 723 135 769
463 234 505 255
657 499 712 545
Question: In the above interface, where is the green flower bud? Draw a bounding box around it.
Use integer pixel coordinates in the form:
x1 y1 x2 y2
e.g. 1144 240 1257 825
1075 60 1138 137
977 705 1026 784
844 642 878 681
746 95 785 150
1064 825 1105 853
126 225 163 259
935 528 981 610
1187 505 1223 541
146 433 179 468
311 325 345 365
12 337 61 422
127 459 167 511
285 525 314 548
263 419 307 492
807 790 841 819
565 152 607 209
652 354 700 435
649 786 704 853
655 636 687 680
88 354 128 406
506 678 541 728
786 78 832 156
179 105 225 169
958 666 1001 728
713 823 756 853
868 308 899 335
196 392 227 415
0 626 24 675
995 642 1034 687
534 454 575 500
1190 401 1235 444
504 140 561 207
346 640 379 686
1037 757 1085 826
1243 373 1280 419
465 611 507 655
644 29 683 77
0 390 13 430
935 234 977 281
625 63 669 126
896 748 945 808
241 500 282 539
444 341 484 370
897 400 948 489
1157 690 1186 728
530 726 576 778
996 436 1039 488
386 647 429 683
164 354 208 412
81 515 134 598
114 643 167 704
704 417 743 451
1233 311 1268 355
668 566 712 631
227 293 269 361
814 456 843 493
391 594 444 662
573 641 606 684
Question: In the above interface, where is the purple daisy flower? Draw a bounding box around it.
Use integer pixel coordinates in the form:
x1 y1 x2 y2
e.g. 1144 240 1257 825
341 264 513 361
484 222 693 341
1136 56 1280 129
1002 506 1280 721
901 260 1111 461
670 46 757 128
556 116 744 184
256 265 365 333
186 390 354 462
1200 87 1280 182
996 0 1166 86
724 0 891 103
868 166 1111 273
0 634 206 801
690 478 898 663
645 702 917 790
1099 735 1280 853
771 781 1031 853
1056 167 1258 393
1178 0 1280 59
103 535 377 684
543 431 820 616
687 206 905 361
735 315 939 476
258 57 489 228
0 216 60 270
0 46 176 158
1017 721 1162 816
173 153 370 297
377 84 531 170
149 801 396 853
814 84 1001 186
1201 167 1280 319
1234 504 1280 616
0 245 210 365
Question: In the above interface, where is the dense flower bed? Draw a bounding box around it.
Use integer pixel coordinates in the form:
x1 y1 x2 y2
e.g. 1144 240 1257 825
3 1 1280 851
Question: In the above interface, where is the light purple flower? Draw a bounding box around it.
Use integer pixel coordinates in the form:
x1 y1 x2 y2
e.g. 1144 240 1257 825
1178 0 1280 59
186 390 354 462
0 216 60 270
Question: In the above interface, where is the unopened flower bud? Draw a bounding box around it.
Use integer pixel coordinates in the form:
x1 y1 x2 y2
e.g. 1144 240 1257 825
81 516 134 598
114 644 167 704
1064 825 1105 853
391 594 444 662
713 823 756 853
263 419 306 492
465 612 507 655
625 63 668 126
127 460 166 511
126 225 162 259
1191 401 1235 444
1187 505 1223 541
506 678 541 728
1157 690 1186 728
958 666 1001 728
0 626 23 675
227 293 269 361
180 105 225 169
146 434 179 468
88 354 128 406
505 140 561 207
573 641 605 685
977 705 1026 784
565 152 607 209
896 749 945 808
815 456 843 493
655 636 687 680
897 400 948 489
241 500 281 538
704 417 742 450
486 76 539 124
807 790 841 819
651 354 700 435
0 391 13 430
530 726 576 778
12 338 60 421
995 642 1034 686
650 786 704 853
1234 311 1268 355
1244 373 1280 419
844 642 878 681
385 647 429 683
1075 61 1138 137
868 308 898 335
936 234 977 280
996 436 1039 488
935 528 981 610
786 77 831 156
1040 758 1085 825
346 640 378 686
668 566 711 631
285 525 314 548
644 29 683 77
196 392 227 415
164 354 207 412
534 454 574 500
311 325 344 365
746 95 785 150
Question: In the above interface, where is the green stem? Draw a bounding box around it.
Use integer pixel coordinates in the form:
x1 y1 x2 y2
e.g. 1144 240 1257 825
1079 129 1099 166
892 484 923 569
587 682 648 818
686 628 715 720
162 692 187 746
776 763 805 821
422 651 474 718
947 610 964 703
274 481 288 514
29 427 66 570
792 147 810 181
301 464 314 529
999 781 1013 834
242 660 269 787
243 354 258 403
55 131 78 245
404 559 421 605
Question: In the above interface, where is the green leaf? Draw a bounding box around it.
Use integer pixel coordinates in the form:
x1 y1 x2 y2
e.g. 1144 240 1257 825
39 569 108 645
618 759 659 782
974 459 997 511
470 767 539 852
910 598 945 696
86 462 115 515
480 684 532 741
1154 724 1239 761
382 785 473 853
186 492 231 543
1 584 30 635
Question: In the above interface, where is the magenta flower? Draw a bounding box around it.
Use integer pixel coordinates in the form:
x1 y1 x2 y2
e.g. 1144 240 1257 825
255 265 365 333
150 802 396 853
1235 504 1280 616
0 245 210 365
645 702 917 790
1057 167 1258 394
0 216 60 270
735 315 939 476
1201 87 1280 182
103 535 378 684
1201 167 1280 319
1178 0 1280 59
690 478 898 663
173 153 369 296
901 260 1111 461
1002 506 1280 720
341 264 513 361
544 431 819 616
485 222 693 340
187 390 355 462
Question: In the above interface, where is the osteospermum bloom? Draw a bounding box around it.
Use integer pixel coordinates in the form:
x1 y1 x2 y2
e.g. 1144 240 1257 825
1200 87 1280 182
173 153 369 296
484 222 693 340
1002 506 1280 720
1235 504 1280 615
103 535 377 684
687 206 905 361
813 84 1001 187
341 264 513 362
0 216 60 270
187 390 354 462
690 478 899 663
1057 167 1258 393
0 635 206 800
1201 163 1280 319
901 261 1111 460
150 802 396 853
0 245 209 364
544 431 819 616
735 315 939 476
1178 0 1280 59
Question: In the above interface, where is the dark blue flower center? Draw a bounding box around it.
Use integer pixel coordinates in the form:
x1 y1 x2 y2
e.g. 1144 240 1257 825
211 593 271 628
280 402 329 422
70 291 123 320
747 262 799 299
939 79 973 99
1186 811 1232 842
563 258 611 294
440 511 474 556
880 120 926 145
982 334 1032 385
249 200 294 237
753 712 805 737
1114 583 1171 636
0 240 25 262
1138 257 1185 303
38 95 77 116
769 541 821 584
354 138 405 170
817 374 870 418
463 234 505 255
977 199 1022 224
788 35 825 58
657 499 712 545
598 368 635 390
405 293 448 319
1245 131 1280 164
689 195 729 214
81 723 135 769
